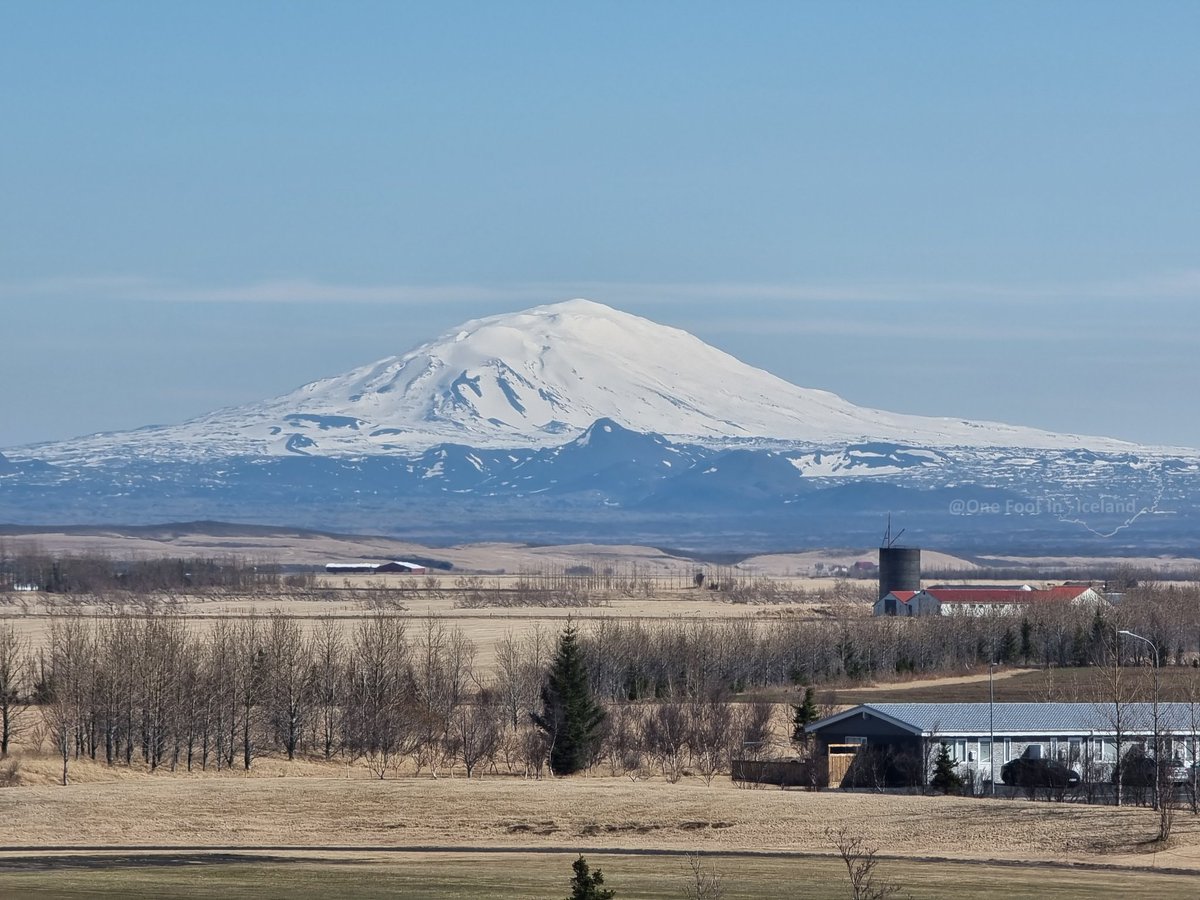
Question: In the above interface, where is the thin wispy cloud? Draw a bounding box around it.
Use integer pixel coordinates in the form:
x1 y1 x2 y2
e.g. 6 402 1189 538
591 272 1200 305
698 318 1055 343
2 271 1198 307
0 277 536 306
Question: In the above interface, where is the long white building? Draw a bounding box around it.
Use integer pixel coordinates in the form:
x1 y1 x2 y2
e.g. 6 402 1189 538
874 585 1103 617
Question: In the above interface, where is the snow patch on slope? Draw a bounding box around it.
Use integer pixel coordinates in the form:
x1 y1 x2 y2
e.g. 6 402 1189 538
15 298 1152 464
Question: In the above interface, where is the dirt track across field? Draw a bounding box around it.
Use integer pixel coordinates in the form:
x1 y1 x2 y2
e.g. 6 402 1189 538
845 667 1036 694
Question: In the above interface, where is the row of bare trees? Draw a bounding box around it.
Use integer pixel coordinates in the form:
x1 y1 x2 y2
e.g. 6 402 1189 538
2 613 502 783
569 585 1200 699
598 699 775 784
0 546 290 594
1 613 786 786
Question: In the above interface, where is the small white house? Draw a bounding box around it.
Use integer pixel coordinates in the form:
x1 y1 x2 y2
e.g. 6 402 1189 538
874 591 918 616
807 701 1200 789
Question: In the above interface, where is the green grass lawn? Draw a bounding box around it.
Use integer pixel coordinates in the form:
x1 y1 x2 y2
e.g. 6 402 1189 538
0 852 1196 899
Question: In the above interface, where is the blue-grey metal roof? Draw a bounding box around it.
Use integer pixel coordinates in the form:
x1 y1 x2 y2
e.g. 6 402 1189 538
809 702 1200 736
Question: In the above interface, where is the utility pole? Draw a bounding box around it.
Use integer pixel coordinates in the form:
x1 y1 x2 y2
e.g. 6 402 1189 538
1119 630 1160 811
989 660 996 796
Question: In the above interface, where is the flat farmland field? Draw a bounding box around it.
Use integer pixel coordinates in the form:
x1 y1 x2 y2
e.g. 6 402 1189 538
826 665 1200 705
5 530 1200 896
0 577 845 673
2 772 1200 898
3 769 1199 862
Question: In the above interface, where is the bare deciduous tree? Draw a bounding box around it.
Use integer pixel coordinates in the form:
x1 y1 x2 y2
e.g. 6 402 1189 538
345 613 415 779
827 825 901 900
263 613 311 761
310 615 345 761
645 701 688 783
449 688 501 778
411 617 475 777
735 701 775 762
44 616 93 785
680 853 725 900
689 696 733 785
0 623 30 756
1093 621 1139 806
234 615 266 771
494 628 549 728
600 704 644 779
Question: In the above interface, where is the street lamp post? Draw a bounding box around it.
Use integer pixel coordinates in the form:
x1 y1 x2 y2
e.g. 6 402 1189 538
1119 629 1161 810
989 661 996 796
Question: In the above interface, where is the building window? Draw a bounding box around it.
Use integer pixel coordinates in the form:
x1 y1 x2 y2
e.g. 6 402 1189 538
1164 738 1184 765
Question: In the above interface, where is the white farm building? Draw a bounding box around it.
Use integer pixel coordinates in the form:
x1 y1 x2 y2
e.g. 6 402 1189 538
325 561 429 575
874 585 1103 617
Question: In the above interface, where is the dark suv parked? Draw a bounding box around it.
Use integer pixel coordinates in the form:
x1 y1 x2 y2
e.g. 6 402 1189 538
1114 750 1193 786
1000 756 1081 788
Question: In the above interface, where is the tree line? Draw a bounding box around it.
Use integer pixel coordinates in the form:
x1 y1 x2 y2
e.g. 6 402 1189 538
0 547 288 594
0 547 876 608
575 584 1200 700
0 613 777 786
2 582 1200 784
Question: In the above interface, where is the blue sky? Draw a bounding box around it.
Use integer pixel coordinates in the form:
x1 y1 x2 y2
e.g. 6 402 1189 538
2 2 1198 447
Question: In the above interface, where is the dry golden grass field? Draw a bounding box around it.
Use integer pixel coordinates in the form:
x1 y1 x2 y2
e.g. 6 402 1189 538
5 528 1195 678
824 665 1200 705
0 564 868 673
0 586 832 675
2 765 1192 862
5 531 1200 894
3 761 1200 897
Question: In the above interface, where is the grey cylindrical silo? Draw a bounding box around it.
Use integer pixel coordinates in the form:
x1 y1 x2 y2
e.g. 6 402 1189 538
878 547 921 600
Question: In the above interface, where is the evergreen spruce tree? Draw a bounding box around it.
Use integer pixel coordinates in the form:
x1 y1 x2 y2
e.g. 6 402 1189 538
998 627 1017 665
566 856 615 900
1071 625 1090 667
930 743 963 795
532 622 606 775
1090 607 1107 658
791 686 818 743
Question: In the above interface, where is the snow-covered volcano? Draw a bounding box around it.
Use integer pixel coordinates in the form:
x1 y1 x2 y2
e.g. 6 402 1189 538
20 299 1138 463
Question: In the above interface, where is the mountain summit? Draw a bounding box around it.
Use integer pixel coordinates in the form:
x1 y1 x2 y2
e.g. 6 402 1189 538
4 300 1192 551
23 299 1134 463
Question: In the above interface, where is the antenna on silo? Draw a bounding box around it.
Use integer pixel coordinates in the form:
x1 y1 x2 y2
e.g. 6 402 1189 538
882 514 905 549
